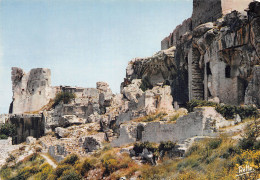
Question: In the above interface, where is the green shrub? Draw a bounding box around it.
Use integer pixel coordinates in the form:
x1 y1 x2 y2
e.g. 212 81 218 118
140 77 153 92
185 144 200 157
76 158 93 176
159 141 176 152
59 169 82 180
6 154 16 163
0 123 17 137
35 163 53 180
169 114 180 122
177 158 199 170
186 99 217 112
0 134 8 139
238 123 259 150
61 154 79 165
133 142 158 155
29 153 38 162
53 92 76 107
142 112 167 122
186 99 258 120
53 164 73 178
207 138 222 150
0 165 11 179
102 158 117 175
17 166 39 179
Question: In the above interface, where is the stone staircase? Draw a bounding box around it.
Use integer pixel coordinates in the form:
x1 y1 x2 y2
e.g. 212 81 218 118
191 52 204 100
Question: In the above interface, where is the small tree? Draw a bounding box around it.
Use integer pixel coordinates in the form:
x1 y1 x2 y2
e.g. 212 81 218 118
53 92 76 107
0 123 17 139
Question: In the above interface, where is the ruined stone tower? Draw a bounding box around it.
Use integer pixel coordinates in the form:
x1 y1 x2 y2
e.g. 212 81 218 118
10 67 58 114
161 0 253 50
192 0 252 29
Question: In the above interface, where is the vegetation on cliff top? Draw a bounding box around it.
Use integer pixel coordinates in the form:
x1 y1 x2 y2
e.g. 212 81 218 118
53 91 76 108
186 99 258 120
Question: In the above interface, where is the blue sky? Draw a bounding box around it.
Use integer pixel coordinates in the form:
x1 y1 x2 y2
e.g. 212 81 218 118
0 0 192 113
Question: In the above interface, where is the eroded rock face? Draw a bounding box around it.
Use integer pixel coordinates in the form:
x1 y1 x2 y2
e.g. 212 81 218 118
11 67 58 114
245 66 260 107
123 46 189 105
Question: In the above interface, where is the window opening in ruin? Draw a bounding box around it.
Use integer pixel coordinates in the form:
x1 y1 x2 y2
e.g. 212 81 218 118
225 65 231 78
136 125 144 141
206 62 212 75
32 89 34 92
39 91 41 95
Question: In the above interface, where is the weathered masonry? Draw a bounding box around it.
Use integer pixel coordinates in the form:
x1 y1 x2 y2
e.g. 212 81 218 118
158 0 260 106
9 114 44 144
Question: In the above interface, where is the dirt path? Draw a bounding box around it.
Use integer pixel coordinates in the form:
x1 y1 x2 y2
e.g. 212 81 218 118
40 153 57 169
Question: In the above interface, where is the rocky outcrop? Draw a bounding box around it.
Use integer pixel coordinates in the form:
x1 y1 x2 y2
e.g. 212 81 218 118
123 46 189 105
245 66 260 107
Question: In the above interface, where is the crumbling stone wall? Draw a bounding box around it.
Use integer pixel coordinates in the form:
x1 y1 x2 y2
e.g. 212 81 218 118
112 107 233 147
9 114 44 144
161 18 192 50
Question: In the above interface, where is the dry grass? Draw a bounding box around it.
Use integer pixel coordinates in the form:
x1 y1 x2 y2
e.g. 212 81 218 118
133 111 167 123
24 99 54 114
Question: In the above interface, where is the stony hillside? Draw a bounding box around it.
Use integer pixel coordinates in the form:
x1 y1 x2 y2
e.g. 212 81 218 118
0 0 260 180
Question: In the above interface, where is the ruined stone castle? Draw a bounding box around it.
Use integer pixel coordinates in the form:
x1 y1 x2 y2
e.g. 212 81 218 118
0 0 259 162
128 0 260 107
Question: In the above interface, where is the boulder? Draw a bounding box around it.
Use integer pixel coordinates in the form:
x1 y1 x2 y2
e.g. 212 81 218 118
26 136 36 145
234 114 242 124
208 97 220 104
193 22 214 37
60 115 85 126
55 127 69 138
141 148 156 165
97 82 113 111
122 79 143 103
